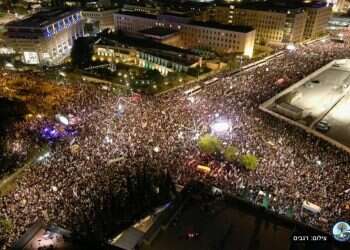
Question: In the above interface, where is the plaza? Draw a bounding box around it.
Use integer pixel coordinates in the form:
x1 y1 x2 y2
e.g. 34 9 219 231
260 58 350 153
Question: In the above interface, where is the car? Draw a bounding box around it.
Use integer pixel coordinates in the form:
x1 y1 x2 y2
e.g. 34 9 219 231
315 121 330 133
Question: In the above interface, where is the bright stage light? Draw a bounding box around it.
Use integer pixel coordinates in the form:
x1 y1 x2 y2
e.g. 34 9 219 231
211 120 231 134
153 146 160 153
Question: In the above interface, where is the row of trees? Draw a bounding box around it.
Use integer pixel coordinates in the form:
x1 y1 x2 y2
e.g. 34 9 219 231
198 134 258 171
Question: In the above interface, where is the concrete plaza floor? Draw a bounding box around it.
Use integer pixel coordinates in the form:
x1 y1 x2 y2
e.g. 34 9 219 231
260 59 350 153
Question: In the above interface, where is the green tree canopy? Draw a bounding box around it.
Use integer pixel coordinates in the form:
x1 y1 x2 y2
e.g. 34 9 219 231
224 145 238 162
71 37 95 69
198 133 222 155
240 153 258 171
0 218 12 234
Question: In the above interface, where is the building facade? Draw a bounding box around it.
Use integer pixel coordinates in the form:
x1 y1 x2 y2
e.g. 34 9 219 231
114 12 255 57
329 0 349 13
214 4 307 44
93 36 201 75
304 4 332 39
5 9 84 65
181 22 255 56
82 8 118 32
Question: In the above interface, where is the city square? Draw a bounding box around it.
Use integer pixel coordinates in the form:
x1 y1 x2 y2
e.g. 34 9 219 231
0 0 350 249
260 58 350 153
1 35 350 249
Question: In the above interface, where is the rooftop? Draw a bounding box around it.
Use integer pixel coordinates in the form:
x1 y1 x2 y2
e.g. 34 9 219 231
140 182 347 250
96 33 199 66
237 1 306 13
190 21 254 33
140 27 178 37
115 11 157 19
6 9 80 28
260 59 350 153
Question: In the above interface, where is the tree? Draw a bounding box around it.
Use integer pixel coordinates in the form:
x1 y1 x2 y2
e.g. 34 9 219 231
70 37 95 69
240 154 258 171
224 145 238 162
198 134 222 155
0 218 12 235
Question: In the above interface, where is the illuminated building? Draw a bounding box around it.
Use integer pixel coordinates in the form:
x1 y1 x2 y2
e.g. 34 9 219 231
82 8 118 32
214 2 307 44
5 9 84 65
114 12 255 57
93 34 202 75
214 1 331 44
122 4 161 15
328 0 349 13
304 3 332 39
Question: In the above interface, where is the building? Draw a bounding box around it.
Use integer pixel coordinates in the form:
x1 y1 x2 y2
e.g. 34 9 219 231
164 1 216 22
113 11 255 57
122 3 161 15
93 34 202 75
82 8 118 32
140 27 182 47
214 2 308 44
214 1 332 44
13 220 75 250
329 16 350 30
181 21 255 56
4 9 84 65
329 0 349 13
86 0 112 9
304 3 332 39
260 59 350 153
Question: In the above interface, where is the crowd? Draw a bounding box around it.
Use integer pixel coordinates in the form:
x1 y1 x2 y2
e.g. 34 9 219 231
1 33 350 248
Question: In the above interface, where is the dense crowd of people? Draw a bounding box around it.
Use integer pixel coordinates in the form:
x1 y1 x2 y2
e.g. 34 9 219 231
1 33 350 249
